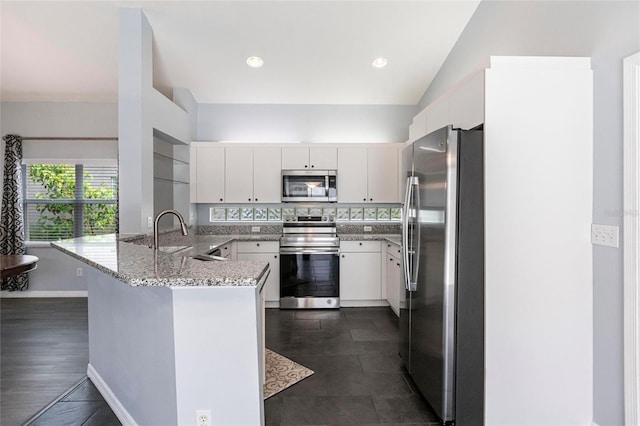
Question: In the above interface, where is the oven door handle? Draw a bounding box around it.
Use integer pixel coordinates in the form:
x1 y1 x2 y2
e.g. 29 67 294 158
279 247 340 255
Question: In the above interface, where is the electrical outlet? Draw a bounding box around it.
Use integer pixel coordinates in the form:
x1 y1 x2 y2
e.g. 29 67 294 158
363 226 372 232
251 226 260 233
76 268 83 277
591 224 619 248
196 410 211 426
147 216 153 228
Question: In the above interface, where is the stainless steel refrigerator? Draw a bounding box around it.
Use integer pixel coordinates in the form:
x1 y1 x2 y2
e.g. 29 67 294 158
400 125 484 425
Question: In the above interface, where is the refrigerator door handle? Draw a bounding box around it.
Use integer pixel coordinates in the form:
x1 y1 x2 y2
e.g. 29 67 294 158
410 178 420 292
403 176 419 291
402 177 412 291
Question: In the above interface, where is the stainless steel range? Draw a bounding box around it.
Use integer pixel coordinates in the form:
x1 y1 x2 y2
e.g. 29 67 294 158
279 215 340 309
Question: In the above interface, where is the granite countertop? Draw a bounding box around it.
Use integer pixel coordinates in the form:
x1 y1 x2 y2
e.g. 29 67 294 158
51 230 401 288
339 234 401 245
51 233 276 288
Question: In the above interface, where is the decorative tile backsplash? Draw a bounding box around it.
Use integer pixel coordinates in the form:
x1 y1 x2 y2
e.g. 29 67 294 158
208 205 401 223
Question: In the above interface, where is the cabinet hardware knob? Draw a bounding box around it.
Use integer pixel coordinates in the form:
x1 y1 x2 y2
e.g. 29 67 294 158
390 258 393 262
248 198 251 201
257 243 260 247
387 244 390 247
397 263 400 267
220 198 223 202
274 255 277 259
342 254 345 258
370 198 373 201
311 165 315 168
363 198 366 201
255 198 258 201
359 242 362 246
305 165 308 168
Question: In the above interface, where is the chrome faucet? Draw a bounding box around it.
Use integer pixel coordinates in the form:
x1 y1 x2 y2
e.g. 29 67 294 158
153 209 189 250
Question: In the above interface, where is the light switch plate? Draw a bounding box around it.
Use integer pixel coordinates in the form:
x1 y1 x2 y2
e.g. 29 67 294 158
591 224 619 248
363 226 372 232
251 226 260 233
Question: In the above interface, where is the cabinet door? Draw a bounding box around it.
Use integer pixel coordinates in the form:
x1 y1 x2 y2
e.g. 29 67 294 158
368 147 398 203
340 251 382 300
237 252 280 302
190 146 197 203
196 146 225 202
225 146 254 203
281 147 309 169
309 147 337 169
385 255 401 316
337 147 368 202
253 147 282 203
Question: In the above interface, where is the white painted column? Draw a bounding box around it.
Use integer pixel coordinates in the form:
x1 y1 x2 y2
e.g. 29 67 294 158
484 56 593 425
118 8 155 234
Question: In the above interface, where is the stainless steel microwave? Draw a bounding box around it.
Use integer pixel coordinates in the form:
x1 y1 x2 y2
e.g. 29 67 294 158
281 170 337 202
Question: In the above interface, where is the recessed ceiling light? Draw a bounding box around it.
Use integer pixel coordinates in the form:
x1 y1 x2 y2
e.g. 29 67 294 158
246 56 264 68
371 57 388 68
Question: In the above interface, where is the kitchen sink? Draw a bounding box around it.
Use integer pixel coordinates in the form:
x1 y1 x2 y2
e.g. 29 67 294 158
155 245 193 254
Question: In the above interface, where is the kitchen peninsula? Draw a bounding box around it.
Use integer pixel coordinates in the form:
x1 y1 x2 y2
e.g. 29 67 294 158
52 233 272 426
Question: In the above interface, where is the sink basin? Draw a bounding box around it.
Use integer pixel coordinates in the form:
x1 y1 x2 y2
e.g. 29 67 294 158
156 245 193 254
191 253 227 262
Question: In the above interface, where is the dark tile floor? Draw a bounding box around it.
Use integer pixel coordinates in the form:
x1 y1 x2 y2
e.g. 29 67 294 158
263 307 440 425
20 305 439 425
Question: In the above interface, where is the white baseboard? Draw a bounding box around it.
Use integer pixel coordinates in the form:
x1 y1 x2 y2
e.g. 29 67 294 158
0 290 88 298
87 364 137 426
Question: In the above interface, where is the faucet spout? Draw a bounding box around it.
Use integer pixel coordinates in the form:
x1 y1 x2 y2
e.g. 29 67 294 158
153 209 189 250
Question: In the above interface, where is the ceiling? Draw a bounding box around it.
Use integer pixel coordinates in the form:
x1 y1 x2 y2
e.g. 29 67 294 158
1 1 481 105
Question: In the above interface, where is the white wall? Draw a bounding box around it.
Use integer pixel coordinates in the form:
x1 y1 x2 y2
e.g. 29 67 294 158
197 103 416 143
417 2 640 424
0 101 117 295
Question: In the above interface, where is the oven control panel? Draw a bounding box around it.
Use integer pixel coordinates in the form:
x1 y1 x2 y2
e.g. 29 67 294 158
283 215 335 223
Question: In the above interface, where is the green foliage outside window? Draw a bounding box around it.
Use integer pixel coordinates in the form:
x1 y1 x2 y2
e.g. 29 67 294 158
28 164 117 240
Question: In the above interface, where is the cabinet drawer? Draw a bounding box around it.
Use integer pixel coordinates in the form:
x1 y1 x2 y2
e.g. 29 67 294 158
386 242 402 259
237 241 279 253
340 240 381 252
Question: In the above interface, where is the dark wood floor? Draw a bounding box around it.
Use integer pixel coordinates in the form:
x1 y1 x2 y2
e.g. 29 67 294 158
1 298 91 426
1 298 438 425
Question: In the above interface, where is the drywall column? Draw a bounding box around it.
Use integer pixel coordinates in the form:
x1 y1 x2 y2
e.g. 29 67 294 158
484 57 593 425
118 9 191 234
118 8 154 234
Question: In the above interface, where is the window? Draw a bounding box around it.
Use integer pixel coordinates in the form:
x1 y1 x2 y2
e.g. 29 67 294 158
22 163 118 241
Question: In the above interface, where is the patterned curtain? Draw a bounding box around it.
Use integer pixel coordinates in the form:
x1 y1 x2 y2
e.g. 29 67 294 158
1 134 28 291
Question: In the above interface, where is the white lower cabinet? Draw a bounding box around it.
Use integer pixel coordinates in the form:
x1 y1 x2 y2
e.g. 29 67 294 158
236 241 280 303
339 241 382 301
385 242 402 316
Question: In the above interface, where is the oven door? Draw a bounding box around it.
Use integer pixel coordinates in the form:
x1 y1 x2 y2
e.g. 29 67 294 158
279 248 340 309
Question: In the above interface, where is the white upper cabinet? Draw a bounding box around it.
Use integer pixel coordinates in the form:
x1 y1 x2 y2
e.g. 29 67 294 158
195 145 225 203
282 147 337 170
367 147 398 203
309 147 337 169
337 147 368 202
225 146 254 203
253 146 281 203
337 146 399 203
